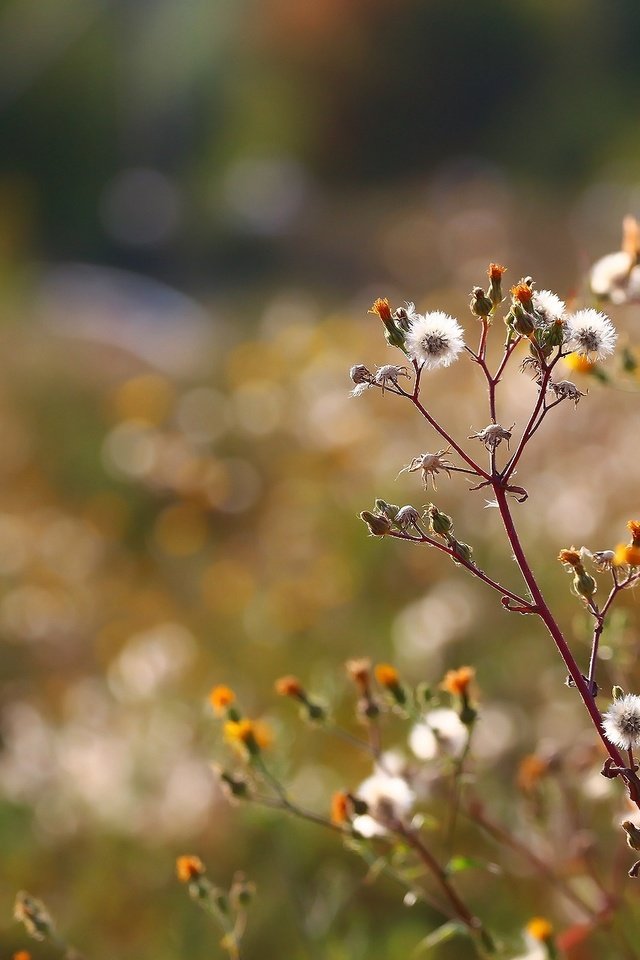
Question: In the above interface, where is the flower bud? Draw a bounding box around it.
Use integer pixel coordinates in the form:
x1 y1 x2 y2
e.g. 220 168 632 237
623 820 640 851
511 302 535 337
487 263 506 307
469 286 493 319
230 874 256 909
369 298 406 350
374 499 400 521
613 685 625 700
427 504 453 537
573 570 597 598
360 510 392 537
451 540 474 565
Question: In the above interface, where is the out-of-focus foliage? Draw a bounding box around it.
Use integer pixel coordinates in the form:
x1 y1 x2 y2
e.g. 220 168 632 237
2 0 640 958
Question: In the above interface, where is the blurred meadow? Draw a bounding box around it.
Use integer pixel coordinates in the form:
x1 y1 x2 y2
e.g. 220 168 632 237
3 1 640 957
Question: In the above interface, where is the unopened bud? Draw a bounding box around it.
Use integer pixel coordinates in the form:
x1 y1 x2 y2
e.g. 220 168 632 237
374 499 400 521
613 685 625 700
573 570 597 598
511 302 535 337
469 286 493 319
623 820 640 851
230 874 256 909
303 700 327 724
451 540 474 565
428 504 453 537
360 511 392 537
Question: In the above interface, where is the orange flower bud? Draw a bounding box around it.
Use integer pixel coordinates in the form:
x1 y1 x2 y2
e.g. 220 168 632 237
627 520 640 546
374 663 400 688
526 917 554 942
209 685 236 716
557 548 581 567
510 283 533 306
274 675 305 699
346 657 371 690
441 666 475 696
487 263 506 280
368 297 393 324
517 753 549 792
330 790 350 825
13 952 32 960
176 854 205 883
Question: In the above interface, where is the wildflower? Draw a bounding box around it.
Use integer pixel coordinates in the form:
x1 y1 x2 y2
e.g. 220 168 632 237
209 684 236 716
487 262 506 307
468 423 512 450
602 694 640 750
441 666 475 696
374 499 400 521
176 854 205 883
563 352 595 374
375 662 407 705
590 215 640 304
394 505 421 531
533 289 565 325
628 520 640 546
614 544 640 567
547 379 585 407
224 719 271 756
527 918 554 943
352 769 415 837
13 953 32 960
558 547 582 568
399 449 454 490
369 297 406 349
274 675 305 700
564 308 617 359
511 281 534 309
409 708 468 760
330 790 350 825
373 364 411 394
405 311 465 369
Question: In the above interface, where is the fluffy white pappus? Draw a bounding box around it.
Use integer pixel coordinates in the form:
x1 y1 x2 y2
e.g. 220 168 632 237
564 308 617 359
352 769 415 837
590 251 640 305
602 694 640 750
405 311 465 369
409 708 468 760
532 289 565 324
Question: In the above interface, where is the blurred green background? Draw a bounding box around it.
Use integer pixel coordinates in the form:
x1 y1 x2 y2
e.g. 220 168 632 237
2 0 640 957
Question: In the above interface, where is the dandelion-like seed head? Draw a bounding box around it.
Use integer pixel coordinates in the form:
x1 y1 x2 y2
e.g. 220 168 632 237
602 694 640 750
352 771 415 836
565 308 617 359
405 311 465 369
533 289 565 325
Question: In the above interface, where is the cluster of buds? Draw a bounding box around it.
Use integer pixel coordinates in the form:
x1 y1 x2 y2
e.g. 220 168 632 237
441 666 477 726
360 499 423 537
368 297 414 351
469 263 506 319
209 685 271 760
275 674 326 723
557 548 597 599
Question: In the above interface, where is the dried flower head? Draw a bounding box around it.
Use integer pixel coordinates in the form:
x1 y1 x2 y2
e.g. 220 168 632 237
547 379 585 407
468 423 512 450
373 364 411 394
558 548 582 568
602 694 640 750
441 665 475 696
346 657 372 690
399 449 454 490
405 311 465 369
628 520 640 545
176 854 205 883
394 505 421 531
13 893 54 943
565 308 617 359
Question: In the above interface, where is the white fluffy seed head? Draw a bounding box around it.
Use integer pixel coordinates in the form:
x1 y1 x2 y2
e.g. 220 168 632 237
602 694 640 750
405 311 465 369
565 308 617 359
533 289 566 324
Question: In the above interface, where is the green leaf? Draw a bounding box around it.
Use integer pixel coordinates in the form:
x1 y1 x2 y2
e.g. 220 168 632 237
444 855 497 876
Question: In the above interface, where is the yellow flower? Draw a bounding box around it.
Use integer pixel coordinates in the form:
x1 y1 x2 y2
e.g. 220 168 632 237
176 854 205 883
526 917 554 942
224 719 271 753
209 685 236 716
563 352 595 374
614 544 640 567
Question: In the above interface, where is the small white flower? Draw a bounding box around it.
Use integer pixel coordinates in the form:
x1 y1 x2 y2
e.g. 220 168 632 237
565 308 617 359
353 769 415 837
405 311 465 369
533 289 565 325
602 694 640 750
409 708 468 760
